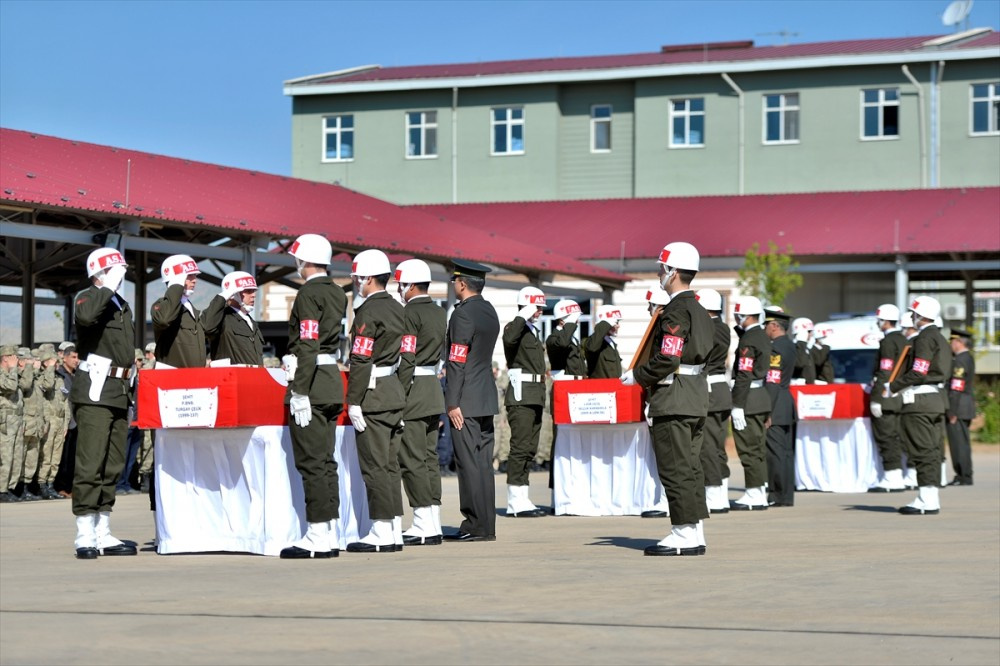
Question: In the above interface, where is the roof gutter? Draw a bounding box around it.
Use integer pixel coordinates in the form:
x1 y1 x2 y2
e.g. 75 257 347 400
720 73 744 195
901 64 928 188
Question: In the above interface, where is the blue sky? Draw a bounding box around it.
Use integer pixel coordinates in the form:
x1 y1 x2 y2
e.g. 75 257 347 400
2 0 998 176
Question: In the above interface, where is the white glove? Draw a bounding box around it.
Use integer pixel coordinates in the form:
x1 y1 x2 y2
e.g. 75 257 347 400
620 369 636 386
870 402 883 419
731 407 747 431
220 284 239 300
815 380 828 386
881 382 892 399
103 265 127 292
790 378 806 385
289 392 312 428
282 354 297 381
793 332 810 344
348 405 367 432
517 304 539 321
565 311 581 325
862 383 872 395
166 270 188 288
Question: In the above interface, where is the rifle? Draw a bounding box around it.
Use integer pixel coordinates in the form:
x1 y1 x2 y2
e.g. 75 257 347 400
629 306 661 371
887 345 911 385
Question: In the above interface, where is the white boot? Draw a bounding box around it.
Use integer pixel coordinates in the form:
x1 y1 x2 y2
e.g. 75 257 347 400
346 519 395 553
281 521 335 558
705 485 727 512
431 504 442 536
696 520 707 550
519 485 541 511
327 518 341 551
393 515 403 547
646 523 702 556
732 486 767 511
722 477 730 498
904 467 918 489
885 468 905 491
94 511 136 555
940 462 948 487
900 486 941 515
74 514 97 558
402 506 441 545
505 484 520 515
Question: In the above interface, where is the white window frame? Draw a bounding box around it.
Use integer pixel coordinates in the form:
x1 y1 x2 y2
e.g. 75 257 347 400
321 115 354 163
490 106 525 156
970 82 1000 136
405 110 438 159
860 88 900 141
590 104 612 153
669 97 706 148
762 93 800 145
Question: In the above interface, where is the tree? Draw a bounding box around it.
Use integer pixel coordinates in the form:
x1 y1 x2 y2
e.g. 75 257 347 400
736 241 803 307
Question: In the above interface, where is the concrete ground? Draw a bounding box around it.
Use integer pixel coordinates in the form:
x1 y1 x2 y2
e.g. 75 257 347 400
1 448 998 666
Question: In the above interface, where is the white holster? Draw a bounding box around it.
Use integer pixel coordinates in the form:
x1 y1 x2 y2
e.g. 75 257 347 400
85 354 112 402
508 368 523 402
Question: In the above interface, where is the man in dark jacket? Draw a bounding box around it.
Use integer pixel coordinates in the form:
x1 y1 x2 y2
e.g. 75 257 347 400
696 288 732 514
729 296 772 510
584 305 624 379
763 309 797 507
946 328 976 486
151 254 207 369
201 271 265 366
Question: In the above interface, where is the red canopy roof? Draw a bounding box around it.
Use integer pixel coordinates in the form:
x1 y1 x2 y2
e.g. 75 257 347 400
0 128 625 285
415 188 1000 261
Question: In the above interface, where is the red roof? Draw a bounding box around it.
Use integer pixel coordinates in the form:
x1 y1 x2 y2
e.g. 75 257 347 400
0 128 625 285
297 33 995 87
415 189 1000 261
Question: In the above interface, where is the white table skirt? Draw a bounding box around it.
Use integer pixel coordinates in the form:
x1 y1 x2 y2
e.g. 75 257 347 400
795 418 881 493
154 426 370 555
553 423 667 516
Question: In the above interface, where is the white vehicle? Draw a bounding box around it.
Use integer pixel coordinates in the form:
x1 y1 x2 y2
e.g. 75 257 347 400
813 316 882 384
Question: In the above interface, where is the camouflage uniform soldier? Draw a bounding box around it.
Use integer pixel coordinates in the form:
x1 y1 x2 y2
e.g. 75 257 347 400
19 348 48 500
38 349 69 499
0 345 25 503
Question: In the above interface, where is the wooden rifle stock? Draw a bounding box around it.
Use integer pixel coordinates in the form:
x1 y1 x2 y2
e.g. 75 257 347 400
886 345 911 385
629 306 661 371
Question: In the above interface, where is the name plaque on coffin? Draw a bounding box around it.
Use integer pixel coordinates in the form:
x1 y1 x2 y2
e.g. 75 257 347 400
790 383 871 421
552 379 644 425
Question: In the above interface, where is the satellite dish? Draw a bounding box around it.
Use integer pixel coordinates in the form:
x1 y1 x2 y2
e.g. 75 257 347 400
942 0 973 27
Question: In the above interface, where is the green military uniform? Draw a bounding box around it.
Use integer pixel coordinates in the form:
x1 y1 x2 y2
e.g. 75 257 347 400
583 320 623 379
201 294 265 365
0 347 25 501
502 313 546 487
348 291 406 521
946 344 975 485
151 284 207 368
546 322 586 379
492 366 510 466
870 327 907 477
889 324 951 489
398 295 447 510
286 274 347 524
23 354 55 494
71 285 135 518
633 290 714 526
765 326 797 507
39 355 70 498
731 323 772 492
700 314 732 491
811 342 835 383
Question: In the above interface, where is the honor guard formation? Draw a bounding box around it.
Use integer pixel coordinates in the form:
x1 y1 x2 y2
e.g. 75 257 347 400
0 236 980 559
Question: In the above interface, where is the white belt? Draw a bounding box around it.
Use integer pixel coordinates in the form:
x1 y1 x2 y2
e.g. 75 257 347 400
372 366 397 378
316 354 339 366
708 374 728 385
910 384 943 395
656 364 706 385
515 372 545 383
550 370 582 381
413 365 437 376
749 379 764 389
79 361 133 379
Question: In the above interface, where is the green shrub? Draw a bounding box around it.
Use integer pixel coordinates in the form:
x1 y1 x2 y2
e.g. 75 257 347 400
974 377 999 444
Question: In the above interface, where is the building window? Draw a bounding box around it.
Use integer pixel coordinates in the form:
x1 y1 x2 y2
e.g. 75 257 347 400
763 93 799 144
971 82 1000 135
322 115 354 161
861 88 899 139
491 107 524 155
670 98 705 147
406 111 438 158
591 104 612 152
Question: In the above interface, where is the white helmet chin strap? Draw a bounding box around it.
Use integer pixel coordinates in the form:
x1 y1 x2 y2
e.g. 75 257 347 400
295 258 306 279
659 267 676 290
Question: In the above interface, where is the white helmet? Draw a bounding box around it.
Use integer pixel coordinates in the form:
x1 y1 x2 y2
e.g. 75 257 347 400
899 311 915 329
792 317 814 336
86 248 126 278
733 295 763 317
160 254 200 284
351 249 391 277
517 286 546 307
289 234 332 266
657 241 700 271
597 305 623 325
553 299 581 319
394 258 432 284
875 303 900 322
695 288 721 311
909 295 941 322
221 271 257 293
646 288 670 307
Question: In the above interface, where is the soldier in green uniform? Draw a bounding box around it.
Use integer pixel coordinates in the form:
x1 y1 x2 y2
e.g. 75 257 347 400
393 259 447 546
946 328 976 486
622 242 713 556
281 234 346 559
640 288 673 519
501 286 549 518
0 345 25 503
888 296 951 515
70 248 137 558
545 299 585 491
151 254 207 369
345 249 407 553
729 296 772 511
791 318 817 384
763 309 797 507
38 349 68 499
201 270 265 366
695 288 733 515
868 304 907 492
584 305 624 379
810 326 835 384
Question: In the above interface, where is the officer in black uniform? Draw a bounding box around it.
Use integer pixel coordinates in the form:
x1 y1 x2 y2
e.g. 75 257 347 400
696 289 732 514
151 254 207 369
394 259 447 546
443 260 501 541
868 304 907 492
345 249 407 553
622 242 713 556
201 271 265 365
729 296 772 510
70 248 137 558
946 328 976 486
888 296 951 515
502 286 549 518
763 309 796 507
281 234 346 559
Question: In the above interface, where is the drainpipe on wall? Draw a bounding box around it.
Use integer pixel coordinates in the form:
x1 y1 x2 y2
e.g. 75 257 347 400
452 87 458 204
901 65 928 188
720 73 745 195
934 61 945 188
